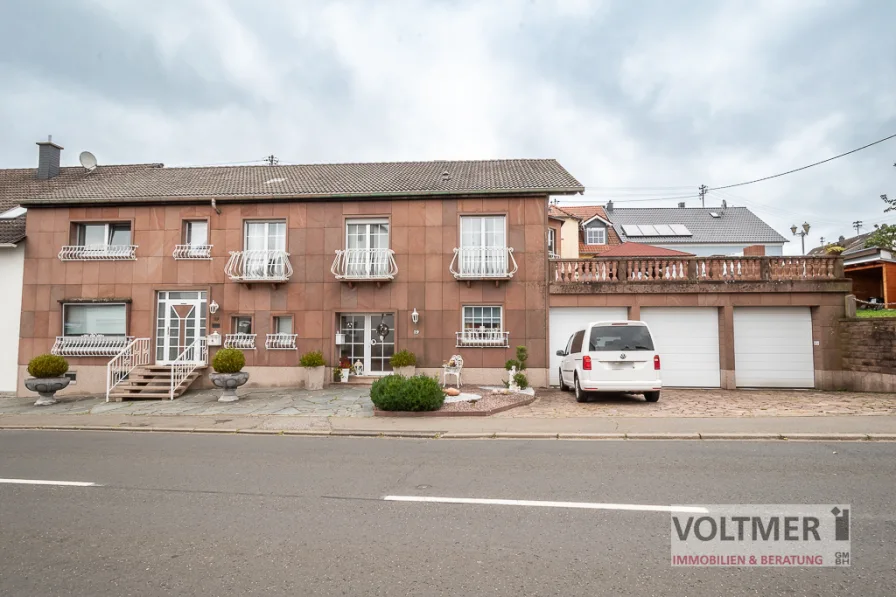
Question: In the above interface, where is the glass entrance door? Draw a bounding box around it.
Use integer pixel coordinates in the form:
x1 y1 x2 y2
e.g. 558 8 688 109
156 291 207 364
337 313 395 375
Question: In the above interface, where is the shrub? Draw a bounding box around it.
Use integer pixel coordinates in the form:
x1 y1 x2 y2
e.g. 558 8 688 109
212 348 245 374
505 359 521 371
513 372 529 390
505 346 530 372
370 374 445 412
333 367 342 382
390 349 417 368
27 354 69 378
299 351 325 367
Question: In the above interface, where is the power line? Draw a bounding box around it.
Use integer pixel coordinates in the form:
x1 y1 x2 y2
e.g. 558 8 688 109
708 132 896 191
559 193 700 204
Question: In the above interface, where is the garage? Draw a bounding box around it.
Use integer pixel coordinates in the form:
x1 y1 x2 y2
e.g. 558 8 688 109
733 307 814 388
640 307 721 388
549 307 628 385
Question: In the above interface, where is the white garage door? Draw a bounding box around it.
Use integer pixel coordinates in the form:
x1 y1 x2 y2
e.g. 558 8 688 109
549 307 628 385
734 307 814 388
640 307 721 388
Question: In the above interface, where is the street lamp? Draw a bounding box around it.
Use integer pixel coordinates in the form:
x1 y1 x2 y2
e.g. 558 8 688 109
790 222 811 255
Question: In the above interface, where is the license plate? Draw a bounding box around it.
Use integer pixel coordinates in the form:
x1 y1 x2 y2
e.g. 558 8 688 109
607 362 635 370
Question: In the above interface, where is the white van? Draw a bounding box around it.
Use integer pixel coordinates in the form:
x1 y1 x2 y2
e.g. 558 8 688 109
556 320 662 403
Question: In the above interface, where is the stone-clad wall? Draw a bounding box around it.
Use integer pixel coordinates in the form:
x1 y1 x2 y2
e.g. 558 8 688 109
840 318 896 392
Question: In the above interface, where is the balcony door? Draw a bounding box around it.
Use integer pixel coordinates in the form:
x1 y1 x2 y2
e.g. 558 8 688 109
345 219 390 278
460 215 506 276
337 313 395 375
244 221 286 278
156 291 207 364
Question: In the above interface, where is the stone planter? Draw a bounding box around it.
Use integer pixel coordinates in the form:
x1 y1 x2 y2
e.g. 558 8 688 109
340 368 350 383
209 371 249 402
395 366 416 378
305 366 325 390
24 377 71 406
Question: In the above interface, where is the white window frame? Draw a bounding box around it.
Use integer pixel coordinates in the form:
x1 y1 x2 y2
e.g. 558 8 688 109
184 220 209 246
460 215 507 250
585 226 607 245
273 315 293 334
62 303 128 337
243 220 286 251
76 222 132 247
548 228 557 257
462 305 504 331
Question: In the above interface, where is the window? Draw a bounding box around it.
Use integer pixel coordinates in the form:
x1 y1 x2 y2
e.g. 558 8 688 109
225 316 256 349
453 215 515 278
461 215 505 250
266 315 297 349
342 219 392 278
457 306 508 347
273 316 293 334
63 304 127 336
76 222 131 247
184 220 208 246
241 220 288 279
588 324 655 352
570 330 585 353
548 228 557 257
585 226 606 245
244 220 286 251
232 316 253 334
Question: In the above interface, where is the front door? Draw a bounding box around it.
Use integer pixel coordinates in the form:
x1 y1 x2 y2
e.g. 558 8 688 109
337 313 395 375
156 291 208 364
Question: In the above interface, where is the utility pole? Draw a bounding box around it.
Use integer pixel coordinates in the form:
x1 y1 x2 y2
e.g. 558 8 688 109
264 154 279 166
852 220 863 235
698 185 708 208
819 236 825 247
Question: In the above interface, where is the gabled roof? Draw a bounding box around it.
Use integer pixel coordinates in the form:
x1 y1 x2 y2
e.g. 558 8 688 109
552 204 624 254
599 243 694 257
21 159 584 206
606 206 787 245
809 231 874 256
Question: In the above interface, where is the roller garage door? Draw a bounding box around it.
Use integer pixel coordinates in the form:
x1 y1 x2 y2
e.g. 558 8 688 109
733 307 814 388
549 307 627 385
640 307 721 388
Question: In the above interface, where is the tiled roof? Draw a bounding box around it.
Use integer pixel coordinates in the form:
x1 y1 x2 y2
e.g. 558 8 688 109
551 204 623 252
22 159 583 205
606 206 787 244
599 243 694 257
0 215 26 245
809 231 873 256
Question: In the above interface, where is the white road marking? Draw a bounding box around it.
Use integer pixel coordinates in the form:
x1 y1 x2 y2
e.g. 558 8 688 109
383 495 708 513
0 478 98 487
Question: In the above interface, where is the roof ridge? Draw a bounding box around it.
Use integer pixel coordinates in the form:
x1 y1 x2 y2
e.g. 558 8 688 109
162 157 561 170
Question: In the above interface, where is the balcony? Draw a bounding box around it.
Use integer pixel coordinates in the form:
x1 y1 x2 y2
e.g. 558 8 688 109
224 333 257 350
224 250 292 284
449 247 518 283
456 329 510 348
173 244 213 260
331 248 398 284
58 244 137 261
265 333 298 350
51 334 134 357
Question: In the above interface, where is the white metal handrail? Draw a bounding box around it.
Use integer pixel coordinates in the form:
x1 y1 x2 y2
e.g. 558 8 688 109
449 247 518 279
173 244 213 260
331 248 398 280
224 333 257 349
224 250 292 282
105 337 151 402
169 337 207 400
58 244 137 261
455 330 510 347
265 333 298 350
53 334 134 357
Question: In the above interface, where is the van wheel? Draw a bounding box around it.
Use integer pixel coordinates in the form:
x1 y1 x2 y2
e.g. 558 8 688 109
558 370 569 392
644 391 660 403
574 376 587 403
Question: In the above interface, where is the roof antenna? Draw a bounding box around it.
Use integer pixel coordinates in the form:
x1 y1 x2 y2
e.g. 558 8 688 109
264 154 279 166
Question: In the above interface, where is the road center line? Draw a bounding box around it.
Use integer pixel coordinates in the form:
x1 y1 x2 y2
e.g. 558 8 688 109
383 495 708 513
0 478 99 487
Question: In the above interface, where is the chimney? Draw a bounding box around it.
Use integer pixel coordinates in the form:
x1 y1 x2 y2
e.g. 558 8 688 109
36 135 63 180
678 202 686 208
606 200 613 212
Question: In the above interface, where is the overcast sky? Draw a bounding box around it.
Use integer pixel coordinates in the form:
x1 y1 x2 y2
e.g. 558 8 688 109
1 0 894 254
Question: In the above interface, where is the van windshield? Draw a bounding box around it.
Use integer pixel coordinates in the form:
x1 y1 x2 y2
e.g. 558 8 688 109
589 325 654 351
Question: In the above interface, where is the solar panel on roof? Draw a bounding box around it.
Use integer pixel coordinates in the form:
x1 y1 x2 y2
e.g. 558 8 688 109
670 224 692 236
640 225 661 236
622 224 642 236
653 224 674 236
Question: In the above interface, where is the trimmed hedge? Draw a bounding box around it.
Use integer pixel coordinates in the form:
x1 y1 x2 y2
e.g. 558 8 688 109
370 374 445 412
212 348 245 373
389 349 417 368
299 351 326 367
27 354 69 378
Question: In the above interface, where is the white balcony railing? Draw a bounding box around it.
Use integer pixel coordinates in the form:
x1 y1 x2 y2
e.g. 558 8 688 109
224 250 292 282
224 333 257 350
58 244 137 261
265 333 298 350
169 337 207 400
455 329 510 348
449 247 518 279
105 337 151 402
173 244 213 260
331 248 398 281
52 334 134 357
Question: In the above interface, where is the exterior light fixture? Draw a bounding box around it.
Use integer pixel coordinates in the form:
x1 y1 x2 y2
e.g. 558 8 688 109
209 300 219 314
411 308 419 325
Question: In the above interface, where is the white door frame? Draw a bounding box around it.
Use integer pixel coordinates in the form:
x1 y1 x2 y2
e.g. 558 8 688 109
338 313 395 375
155 291 207 365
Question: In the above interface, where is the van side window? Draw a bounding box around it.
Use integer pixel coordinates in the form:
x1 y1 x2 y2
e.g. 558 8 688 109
565 335 575 355
570 330 585 353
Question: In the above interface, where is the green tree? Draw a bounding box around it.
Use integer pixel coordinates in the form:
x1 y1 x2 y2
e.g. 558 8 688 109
864 223 896 250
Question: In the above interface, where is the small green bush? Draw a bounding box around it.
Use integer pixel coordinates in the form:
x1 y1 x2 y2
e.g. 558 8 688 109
390 350 417 368
513 372 529 390
505 359 521 371
370 374 445 412
27 354 69 378
299 351 325 367
505 346 530 372
212 348 245 373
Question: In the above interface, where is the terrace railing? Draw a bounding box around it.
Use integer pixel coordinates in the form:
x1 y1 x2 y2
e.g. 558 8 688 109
331 248 398 281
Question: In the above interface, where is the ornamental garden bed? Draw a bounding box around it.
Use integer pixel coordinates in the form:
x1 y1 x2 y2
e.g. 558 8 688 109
372 381 536 417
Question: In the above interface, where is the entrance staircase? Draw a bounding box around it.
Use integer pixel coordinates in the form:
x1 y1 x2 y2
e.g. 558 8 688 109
107 365 206 401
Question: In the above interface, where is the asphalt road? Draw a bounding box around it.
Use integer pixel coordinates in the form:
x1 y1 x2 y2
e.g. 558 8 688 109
1 432 893 596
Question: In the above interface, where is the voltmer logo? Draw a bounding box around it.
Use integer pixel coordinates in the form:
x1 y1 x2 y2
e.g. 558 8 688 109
671 505 850 567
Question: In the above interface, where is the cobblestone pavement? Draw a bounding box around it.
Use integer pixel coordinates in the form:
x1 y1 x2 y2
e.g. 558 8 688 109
2 386 894 419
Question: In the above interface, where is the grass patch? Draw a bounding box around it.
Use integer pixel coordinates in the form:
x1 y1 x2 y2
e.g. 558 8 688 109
856 309 896 318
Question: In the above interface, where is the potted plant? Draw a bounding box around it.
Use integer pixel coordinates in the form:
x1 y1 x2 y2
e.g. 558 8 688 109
390 349 417 378
504 345 529 392
339 357 351 382
209 348 249 402
300 350 326 390
24 354 70 406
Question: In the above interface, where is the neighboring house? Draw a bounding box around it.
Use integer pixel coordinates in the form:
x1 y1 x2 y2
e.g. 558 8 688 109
17 157 584 397
810 232 895 305
547 204 622 257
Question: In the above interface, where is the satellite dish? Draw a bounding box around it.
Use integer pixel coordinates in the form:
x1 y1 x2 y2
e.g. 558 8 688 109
79 151 97 171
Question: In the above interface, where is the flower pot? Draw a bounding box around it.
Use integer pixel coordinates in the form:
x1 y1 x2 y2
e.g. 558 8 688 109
395 366 416 378
304 366 325 390
24 377 71 406
209 371 250 402
340 368 350 383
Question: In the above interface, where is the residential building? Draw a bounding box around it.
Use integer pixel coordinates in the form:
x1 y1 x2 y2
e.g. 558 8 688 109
547 205 623 257
16 156 583 397
810 233 895 305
